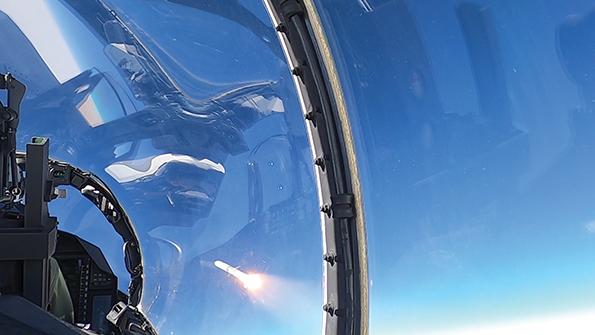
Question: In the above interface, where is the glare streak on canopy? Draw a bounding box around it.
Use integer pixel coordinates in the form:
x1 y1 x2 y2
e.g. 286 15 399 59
105 153 226 183
0 0 81 83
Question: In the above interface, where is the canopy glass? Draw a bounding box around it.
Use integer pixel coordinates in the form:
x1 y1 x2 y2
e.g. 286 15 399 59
0 1 323 334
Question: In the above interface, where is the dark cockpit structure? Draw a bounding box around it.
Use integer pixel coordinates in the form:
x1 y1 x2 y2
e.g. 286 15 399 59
0 72 155 334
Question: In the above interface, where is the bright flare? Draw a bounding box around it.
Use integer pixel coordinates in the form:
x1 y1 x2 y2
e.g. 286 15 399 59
243 274 263 291
214 260 263 291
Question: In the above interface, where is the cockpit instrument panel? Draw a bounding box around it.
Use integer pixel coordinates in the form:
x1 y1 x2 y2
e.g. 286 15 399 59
54 231 125 334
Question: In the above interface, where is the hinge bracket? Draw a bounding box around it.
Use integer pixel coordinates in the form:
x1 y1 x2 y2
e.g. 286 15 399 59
330 193 354 219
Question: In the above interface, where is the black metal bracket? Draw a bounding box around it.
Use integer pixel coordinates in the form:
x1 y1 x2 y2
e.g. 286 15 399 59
330 194 355 219
278 0 304 21
321 195 354 219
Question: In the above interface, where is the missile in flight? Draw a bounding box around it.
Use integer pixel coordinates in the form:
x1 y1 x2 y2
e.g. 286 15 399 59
214 260 263 291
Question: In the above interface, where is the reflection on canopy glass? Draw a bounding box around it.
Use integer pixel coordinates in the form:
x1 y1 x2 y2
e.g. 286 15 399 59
314 0 595 334
0 0 322 334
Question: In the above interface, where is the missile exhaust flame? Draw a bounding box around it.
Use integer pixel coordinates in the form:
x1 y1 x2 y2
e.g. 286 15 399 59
214 260 263 291
212 260 321 329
